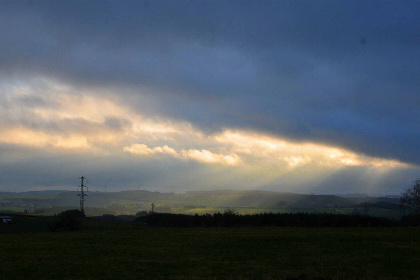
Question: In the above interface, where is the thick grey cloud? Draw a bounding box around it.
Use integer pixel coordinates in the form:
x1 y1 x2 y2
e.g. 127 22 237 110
1 0 420 167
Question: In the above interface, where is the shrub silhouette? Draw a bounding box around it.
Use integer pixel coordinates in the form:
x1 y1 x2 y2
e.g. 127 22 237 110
48 209 85 232
223 208 238 227
400 214 420 226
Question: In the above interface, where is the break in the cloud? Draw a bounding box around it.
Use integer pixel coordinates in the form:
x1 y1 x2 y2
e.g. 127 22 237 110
0 0 419 193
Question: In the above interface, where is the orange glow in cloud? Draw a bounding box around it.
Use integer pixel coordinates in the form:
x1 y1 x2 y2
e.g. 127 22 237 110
1 79 413 171
123 143 240 165
214 130 410 169
0 127 90 149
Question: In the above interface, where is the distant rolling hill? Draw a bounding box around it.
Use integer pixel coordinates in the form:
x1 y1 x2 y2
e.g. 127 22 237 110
0 189 401 216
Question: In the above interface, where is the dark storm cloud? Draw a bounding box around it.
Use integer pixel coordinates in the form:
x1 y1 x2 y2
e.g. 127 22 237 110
1 0 420 164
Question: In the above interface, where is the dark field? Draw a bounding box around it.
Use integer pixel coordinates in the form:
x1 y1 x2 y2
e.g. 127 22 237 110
1 227 419 280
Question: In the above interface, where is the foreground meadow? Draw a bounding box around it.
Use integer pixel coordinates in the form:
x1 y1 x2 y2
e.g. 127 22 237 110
0 227 419 280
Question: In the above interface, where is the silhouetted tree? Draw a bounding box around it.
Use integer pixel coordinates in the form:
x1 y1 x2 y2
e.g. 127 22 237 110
223 208 237 216
223 208 238 227
363 202 370 216
135 211 148 217
400 179 420 213
48 209 85 232
351 208 360 215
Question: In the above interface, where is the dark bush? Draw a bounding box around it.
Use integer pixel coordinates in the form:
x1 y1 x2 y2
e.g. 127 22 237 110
48 209 85 232
400 214 420 226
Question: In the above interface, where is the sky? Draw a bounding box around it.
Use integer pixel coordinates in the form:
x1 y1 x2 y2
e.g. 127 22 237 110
0 0 419 194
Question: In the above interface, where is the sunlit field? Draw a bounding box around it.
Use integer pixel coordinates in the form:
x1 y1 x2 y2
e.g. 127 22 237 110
1 227 419 280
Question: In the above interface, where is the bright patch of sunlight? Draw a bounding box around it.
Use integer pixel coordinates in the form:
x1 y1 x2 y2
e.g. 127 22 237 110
124 143 239 165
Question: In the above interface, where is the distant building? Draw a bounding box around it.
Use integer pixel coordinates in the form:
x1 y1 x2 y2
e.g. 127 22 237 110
0 216 13 224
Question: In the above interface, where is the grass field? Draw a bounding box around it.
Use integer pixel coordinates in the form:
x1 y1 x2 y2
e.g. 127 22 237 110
1 227 419 279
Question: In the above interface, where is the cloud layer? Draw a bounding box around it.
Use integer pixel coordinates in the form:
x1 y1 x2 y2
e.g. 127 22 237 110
0 1 419 193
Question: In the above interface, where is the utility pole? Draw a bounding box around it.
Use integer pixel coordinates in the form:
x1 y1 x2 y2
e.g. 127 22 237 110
150 203 155 226
77 176 88 213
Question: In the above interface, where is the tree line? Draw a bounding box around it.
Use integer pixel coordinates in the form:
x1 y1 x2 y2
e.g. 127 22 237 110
135 211 419 227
